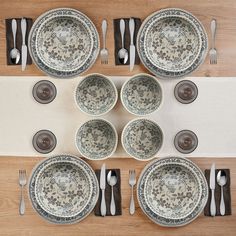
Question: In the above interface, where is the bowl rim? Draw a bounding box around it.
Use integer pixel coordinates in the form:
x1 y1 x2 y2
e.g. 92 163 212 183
121 118 163 161
74 73 118 116
75 118 118 160
120 73 163 116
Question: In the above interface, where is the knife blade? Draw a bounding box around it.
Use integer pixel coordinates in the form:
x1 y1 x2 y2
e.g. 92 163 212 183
21 18 27 71
210 163 216 216
129 18 135 71
100 163 106 216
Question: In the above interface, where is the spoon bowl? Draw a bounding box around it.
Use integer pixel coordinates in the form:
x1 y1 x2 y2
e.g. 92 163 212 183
118 48 128 64
10 48 21 64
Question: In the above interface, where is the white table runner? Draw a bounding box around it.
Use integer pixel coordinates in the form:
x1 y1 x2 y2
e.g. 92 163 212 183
0 76 235 158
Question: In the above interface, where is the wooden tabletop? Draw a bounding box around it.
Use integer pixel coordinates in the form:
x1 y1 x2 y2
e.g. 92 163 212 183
0 0 235 235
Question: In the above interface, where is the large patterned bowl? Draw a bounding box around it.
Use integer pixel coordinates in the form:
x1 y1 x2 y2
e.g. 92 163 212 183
121 74 162 116
121 119 163 161
28 155 99 224
29 8 100 78
137 156 208 227
75 74 118 116
137 8 208 79
76 119 118 160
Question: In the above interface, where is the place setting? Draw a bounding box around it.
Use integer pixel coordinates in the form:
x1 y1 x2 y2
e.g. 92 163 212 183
1 4 233 233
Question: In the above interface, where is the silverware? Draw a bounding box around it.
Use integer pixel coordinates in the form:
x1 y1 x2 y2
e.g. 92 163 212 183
118 19 128 64
100 19 108 64
209 19 217 64
21 18 27 71
210 163 216 216
100 163 106 216
107 170 117 215
217 170 227 215
10 19 20 64
19 170 27 215
129 18 135 71
129 170 136 215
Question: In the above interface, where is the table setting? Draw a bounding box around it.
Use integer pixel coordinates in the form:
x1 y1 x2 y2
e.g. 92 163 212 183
0 1 235 236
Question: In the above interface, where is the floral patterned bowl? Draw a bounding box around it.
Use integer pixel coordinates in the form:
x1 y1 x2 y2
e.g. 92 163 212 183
28 8 100 78
76 119 118 160
121 119 163 161
137 156 208 227
137 8 208 79
121 74 162 116
28 155 99 224
75 74 118 116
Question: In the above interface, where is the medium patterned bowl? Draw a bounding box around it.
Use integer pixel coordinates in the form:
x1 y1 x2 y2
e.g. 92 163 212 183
75 74 118 116
121 74 162 116
137 156 208 227
28 155 99 224
121 119 163 160
76 119 118 160
28 8 100 78
137 8 208 79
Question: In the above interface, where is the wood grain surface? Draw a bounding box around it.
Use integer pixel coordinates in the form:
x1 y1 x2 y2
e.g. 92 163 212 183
0 0 236 235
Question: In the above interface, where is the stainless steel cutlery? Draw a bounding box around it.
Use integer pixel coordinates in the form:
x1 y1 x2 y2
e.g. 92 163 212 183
21 18 27 71
209 19 217 64
129 169 136 215
118 19 128 64
10 19 20 64
19 169 27 215
100 163 106 216
107 170 117 215
217 170 227 215
210 163 216 216
129 18 135 71
100 19 108 64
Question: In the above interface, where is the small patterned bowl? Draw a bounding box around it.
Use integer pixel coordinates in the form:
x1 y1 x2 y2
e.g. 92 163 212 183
121 118 163 161
121 74 162 116
75 74 118 116
76 119 118 160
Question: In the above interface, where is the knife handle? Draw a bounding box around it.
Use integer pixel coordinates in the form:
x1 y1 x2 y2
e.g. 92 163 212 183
101 189 106 216
21 18 26 45
210 189 216 216
129 18 135 45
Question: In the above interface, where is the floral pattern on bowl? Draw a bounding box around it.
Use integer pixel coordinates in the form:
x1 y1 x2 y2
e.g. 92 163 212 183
29 8 100 78
121 74 162 115
137 156 208 227
76 119 118 160
28 155 99 224
121 119 163 160
75 74 118 116
137 8 208 79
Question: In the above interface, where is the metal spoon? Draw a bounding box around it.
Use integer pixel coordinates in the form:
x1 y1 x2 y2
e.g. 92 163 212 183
10 19 20 64
217 170 227 215
107 170 117 215
118 19 128 64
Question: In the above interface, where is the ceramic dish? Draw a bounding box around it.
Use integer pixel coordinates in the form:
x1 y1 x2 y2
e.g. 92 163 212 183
29 8 100 78
121 74 162 116
75 74 118 116
76 119 118 160
28 155 99 224
137 8 208 79
121 119 163 161
137 156 208 227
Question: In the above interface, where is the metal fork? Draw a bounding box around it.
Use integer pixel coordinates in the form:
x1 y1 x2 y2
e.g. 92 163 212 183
19 170 27 215
100 19 108 64
209 19 217 64
129 170 136 215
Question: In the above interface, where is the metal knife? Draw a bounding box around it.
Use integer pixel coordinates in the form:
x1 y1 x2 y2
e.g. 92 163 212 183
21 18 27 71
129 18 135 71
210 163 216 216
100 163 106 216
